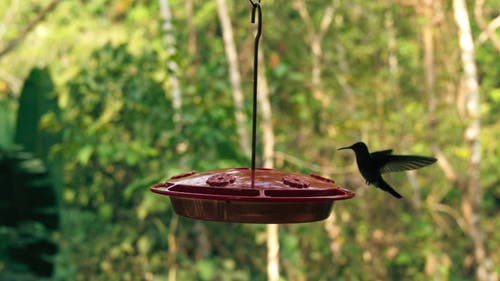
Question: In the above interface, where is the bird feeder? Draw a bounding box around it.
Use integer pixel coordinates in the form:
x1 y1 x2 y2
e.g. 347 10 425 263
151 168 354 223
149 1 355 223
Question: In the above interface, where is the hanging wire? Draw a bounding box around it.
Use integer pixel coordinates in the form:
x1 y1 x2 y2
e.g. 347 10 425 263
249 0 262 171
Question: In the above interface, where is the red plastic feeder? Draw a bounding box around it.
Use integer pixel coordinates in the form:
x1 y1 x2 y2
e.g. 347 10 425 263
150 168 354 223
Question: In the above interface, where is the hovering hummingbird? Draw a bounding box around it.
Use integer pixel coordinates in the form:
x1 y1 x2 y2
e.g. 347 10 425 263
338 141 437 198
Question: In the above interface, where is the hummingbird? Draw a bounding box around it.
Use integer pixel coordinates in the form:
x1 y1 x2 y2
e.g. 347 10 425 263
338 141 437 198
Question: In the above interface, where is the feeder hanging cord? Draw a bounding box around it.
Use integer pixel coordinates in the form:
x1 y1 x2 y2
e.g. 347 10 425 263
249 0 262 171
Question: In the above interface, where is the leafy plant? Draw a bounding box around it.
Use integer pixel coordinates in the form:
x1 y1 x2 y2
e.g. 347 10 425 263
0 67 61 279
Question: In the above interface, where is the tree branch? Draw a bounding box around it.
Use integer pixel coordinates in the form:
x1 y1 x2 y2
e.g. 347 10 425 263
319 4 335 39
432 145 459 185
0 0 61 60
293 0 314 37
476 15 500 51
474 0 500 51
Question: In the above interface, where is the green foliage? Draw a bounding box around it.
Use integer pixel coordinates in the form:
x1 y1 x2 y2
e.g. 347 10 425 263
0 148 59 279
1 0 499 280
0 66 62 279
63 42 171 199
56 41 252 280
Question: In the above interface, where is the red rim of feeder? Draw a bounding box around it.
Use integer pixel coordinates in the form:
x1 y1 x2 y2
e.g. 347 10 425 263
150 168 355 223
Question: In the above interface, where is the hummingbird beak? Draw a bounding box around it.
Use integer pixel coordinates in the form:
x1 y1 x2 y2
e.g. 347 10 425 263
337 145 352 151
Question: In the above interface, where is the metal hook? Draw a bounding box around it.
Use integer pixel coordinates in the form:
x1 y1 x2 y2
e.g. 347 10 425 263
249 0 262 32
249 0 262 171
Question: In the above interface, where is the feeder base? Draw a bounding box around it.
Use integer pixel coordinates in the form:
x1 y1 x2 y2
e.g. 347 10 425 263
170 197 334 224
150 168 354 224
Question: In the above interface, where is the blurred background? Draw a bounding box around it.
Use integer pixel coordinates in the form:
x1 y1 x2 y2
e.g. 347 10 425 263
0 0 498 280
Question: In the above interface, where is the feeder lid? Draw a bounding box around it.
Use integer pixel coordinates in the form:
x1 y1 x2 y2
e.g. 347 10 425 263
150 167 354 223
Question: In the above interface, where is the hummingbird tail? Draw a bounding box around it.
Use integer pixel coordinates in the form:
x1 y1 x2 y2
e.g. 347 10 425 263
376 178 403 199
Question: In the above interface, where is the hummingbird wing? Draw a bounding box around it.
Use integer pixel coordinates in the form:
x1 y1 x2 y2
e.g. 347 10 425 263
379 155 437 173
370 150 393 169
371 149 393 156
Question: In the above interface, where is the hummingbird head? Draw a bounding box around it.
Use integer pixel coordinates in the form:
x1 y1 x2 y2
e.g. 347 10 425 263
337 141 369 153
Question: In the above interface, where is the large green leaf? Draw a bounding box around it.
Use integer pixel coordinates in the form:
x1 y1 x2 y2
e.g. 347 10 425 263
14 67 61 164
14 67 63 189
0 148 59 278
0 99 14 149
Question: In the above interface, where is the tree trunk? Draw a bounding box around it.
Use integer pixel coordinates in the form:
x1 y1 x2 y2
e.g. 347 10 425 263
257 48 280 281
293 0 335 108
334 41 353 99
215 0 251 157
267 224 280 281
257 50 275 169
422 0 436 117
166 216 179 281
159 0 182 123
185 0 197 57
324 211 342 264
419 0 437 208
452 1 495 280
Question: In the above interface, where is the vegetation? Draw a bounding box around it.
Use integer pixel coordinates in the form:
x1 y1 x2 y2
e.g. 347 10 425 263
0 0 498 280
